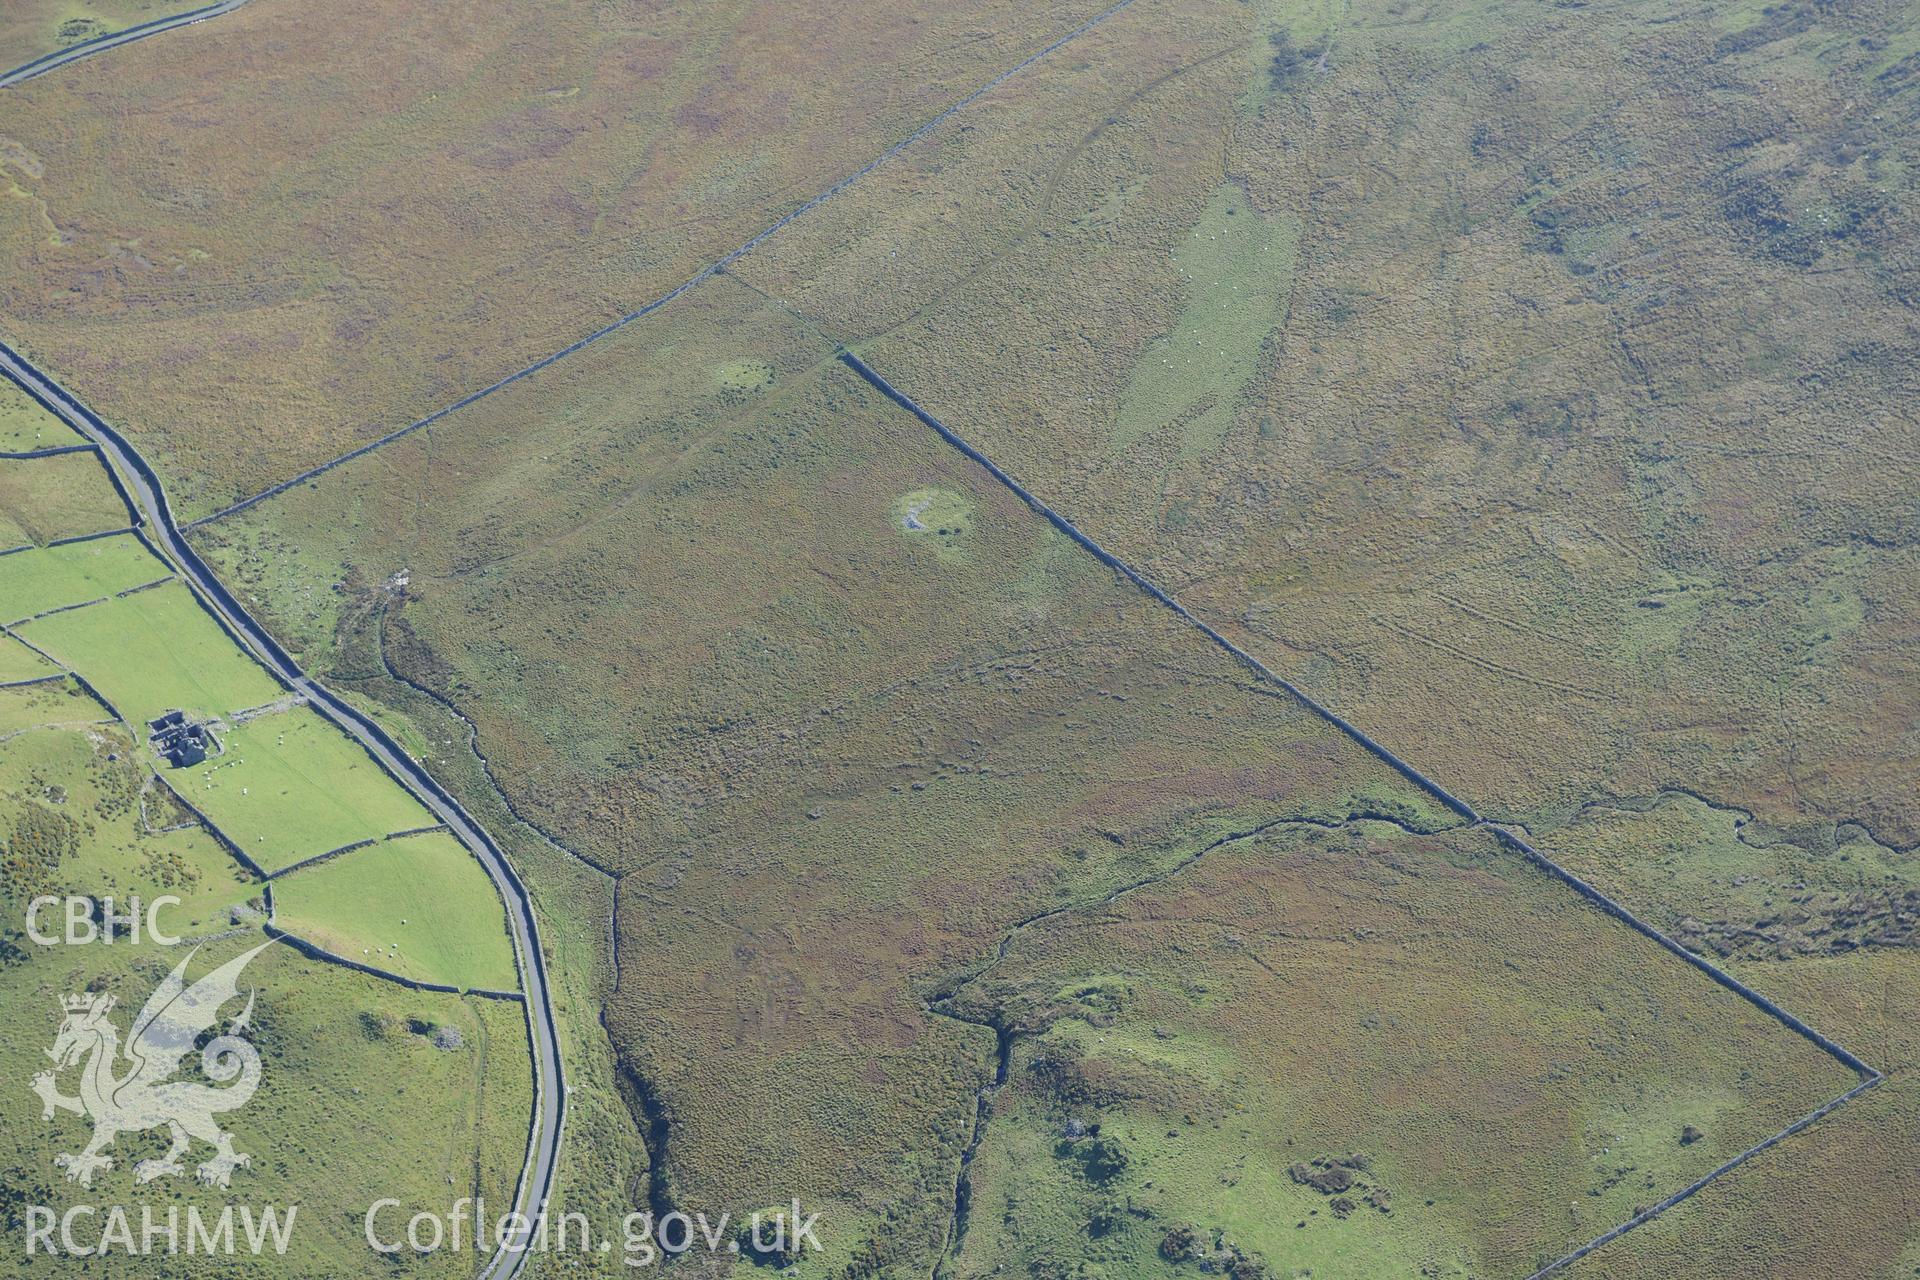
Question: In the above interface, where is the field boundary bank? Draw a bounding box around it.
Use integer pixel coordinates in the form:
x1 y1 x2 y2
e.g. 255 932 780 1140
838 349 1884 1277
185 0 1145 529
0 443 91 458
266 821 459 880
0 346 562 1280
8 594 108 627
114 574 175 598
268 836 376 879
46 525 135 548
0 0 249 88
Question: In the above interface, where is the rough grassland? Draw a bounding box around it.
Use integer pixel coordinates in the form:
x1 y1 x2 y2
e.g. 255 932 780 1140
0 450 130 545
0 0 205 72
13 0 1909 1270
1580 947 1920 1280
0 0 1122 516
0 690 532 1277
0 672 100 734
738 0 1920 851
191 275 1480 1273
0 531 165 621
271 828 518 991
183 263 1874 1277
944 823 1855 1279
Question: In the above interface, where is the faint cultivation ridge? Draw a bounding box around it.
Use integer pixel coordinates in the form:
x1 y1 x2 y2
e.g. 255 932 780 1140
0 0 249 88
186 0 1146 530
838 349 1885 1275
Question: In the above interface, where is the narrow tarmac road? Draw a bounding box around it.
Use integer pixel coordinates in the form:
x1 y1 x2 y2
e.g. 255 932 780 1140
0 0 250 88
0 340 564 1280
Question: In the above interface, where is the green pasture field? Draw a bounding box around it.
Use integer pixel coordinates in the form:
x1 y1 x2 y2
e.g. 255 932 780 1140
0 380 79 451
0 631 59 682
0 531 167 623
0 450 131 546
272 829 519 992
16 570 435 875
17 578 282 720
173 706 430 873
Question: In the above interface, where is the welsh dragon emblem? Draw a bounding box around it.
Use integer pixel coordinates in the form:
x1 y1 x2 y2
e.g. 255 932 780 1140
32 942 270 1189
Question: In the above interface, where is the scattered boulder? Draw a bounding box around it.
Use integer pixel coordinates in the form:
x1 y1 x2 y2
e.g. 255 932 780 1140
1289 1159 1355 1195
1160 1226 1200 1261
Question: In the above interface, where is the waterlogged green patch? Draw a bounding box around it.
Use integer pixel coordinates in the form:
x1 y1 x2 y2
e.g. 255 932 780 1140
54 15 110 47
1239 0 1341 109
713 358 776 398
1620 571 1721 658
891 485 973 559
1115 183 1297 457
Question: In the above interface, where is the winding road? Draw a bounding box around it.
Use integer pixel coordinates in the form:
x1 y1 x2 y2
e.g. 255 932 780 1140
0 339 563 1280
0 0 250 88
